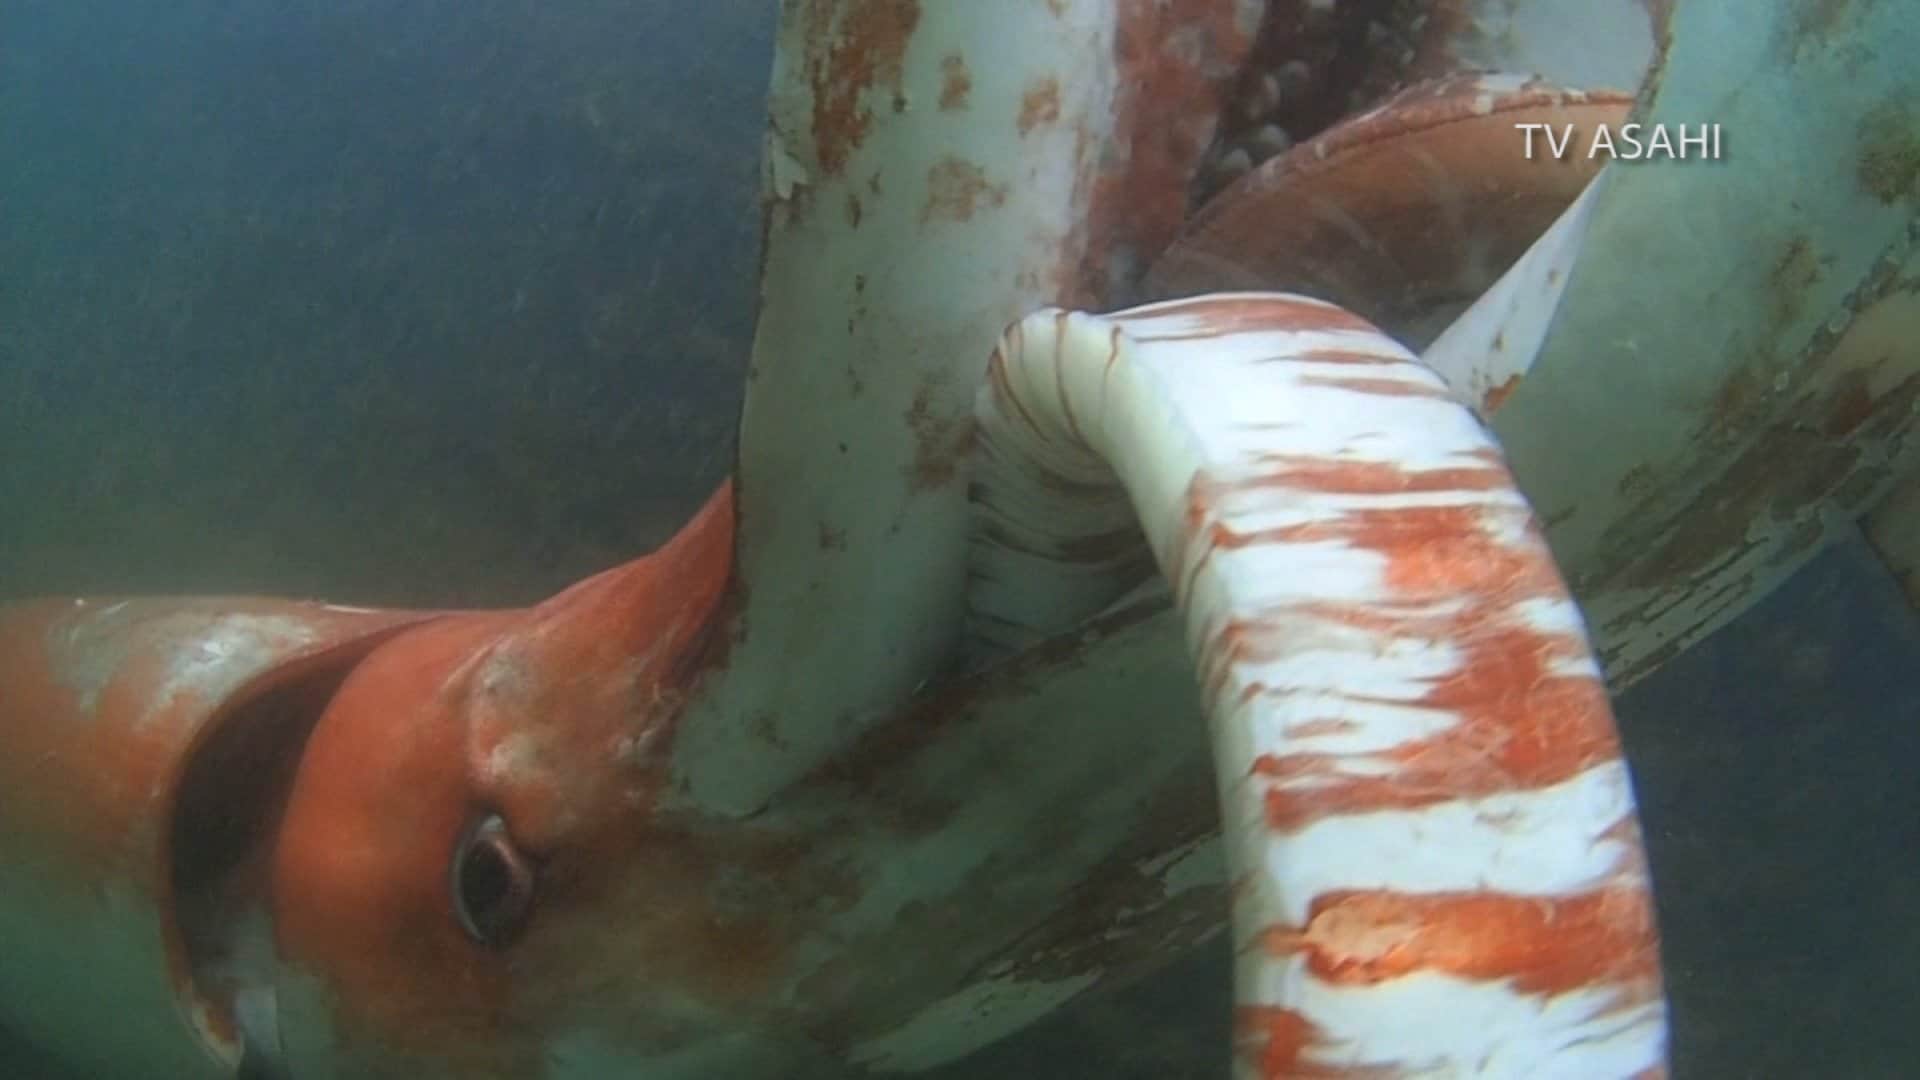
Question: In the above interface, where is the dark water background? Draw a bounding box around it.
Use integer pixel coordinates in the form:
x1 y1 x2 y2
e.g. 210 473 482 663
3 1 1916 1076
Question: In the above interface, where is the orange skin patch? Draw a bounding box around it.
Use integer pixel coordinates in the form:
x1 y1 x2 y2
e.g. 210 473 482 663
270 613 524 1069
1259 888 1661 997
1232 887 1660 1079
804 0 922 178
1235 457 1510 496
1294 374 1455 400
1233 1005 1397 1079
1226 611 1617 829
1065 0 1254 308
1246 498 1619 829
1180 438 1661 1077
0 597 433 1063
1175 450 1626 829
0 602 194 879
1251 626 1618 831
0 599 419 883
269 485 738 1072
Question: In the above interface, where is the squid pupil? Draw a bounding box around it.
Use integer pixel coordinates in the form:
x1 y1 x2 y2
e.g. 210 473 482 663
453 814 533 947
462 844 510 919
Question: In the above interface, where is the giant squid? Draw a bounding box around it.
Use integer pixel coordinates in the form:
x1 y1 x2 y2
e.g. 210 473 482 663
3 0 1916 1077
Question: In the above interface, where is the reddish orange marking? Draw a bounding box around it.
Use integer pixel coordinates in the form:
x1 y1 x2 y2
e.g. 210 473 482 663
920 156 1008 223
1233 1005 1398 1078
1172 459 1524 608
1248 623 1620 830
1181 462 1627 826
937 53 970 111
1258 887 1662 999
1017 76 1061 134
1288 347 1401 366
1483 375 1523 413
805 0 922 177
1240 456 1510 496
1236 1006 1320 1077
1270 505 1555 598
1297 374 1453 400
1062 0 1254 307
1595 814 1656 879
1135 295 1376 339
1281 718 1360 739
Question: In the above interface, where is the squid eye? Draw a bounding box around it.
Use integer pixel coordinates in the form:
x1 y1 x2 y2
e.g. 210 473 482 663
449 813 536 948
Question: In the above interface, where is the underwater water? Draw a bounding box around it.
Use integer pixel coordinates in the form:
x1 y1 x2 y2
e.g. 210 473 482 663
3 0 1917 1077
2 0 763 608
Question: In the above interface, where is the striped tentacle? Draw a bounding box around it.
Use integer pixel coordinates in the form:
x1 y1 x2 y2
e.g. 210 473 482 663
968 292 1666 1077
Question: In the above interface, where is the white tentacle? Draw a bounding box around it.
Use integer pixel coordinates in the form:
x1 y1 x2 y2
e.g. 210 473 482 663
970 293 1667 1077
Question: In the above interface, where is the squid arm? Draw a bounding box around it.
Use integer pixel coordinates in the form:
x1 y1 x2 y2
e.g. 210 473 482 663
964 294 1666 1075
667 0 1262 817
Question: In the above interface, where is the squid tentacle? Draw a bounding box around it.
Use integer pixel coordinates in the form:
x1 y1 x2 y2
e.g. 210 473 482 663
969 292 1666 1076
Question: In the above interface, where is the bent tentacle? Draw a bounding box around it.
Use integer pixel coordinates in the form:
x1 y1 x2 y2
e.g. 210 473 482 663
969 293 1666 1076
